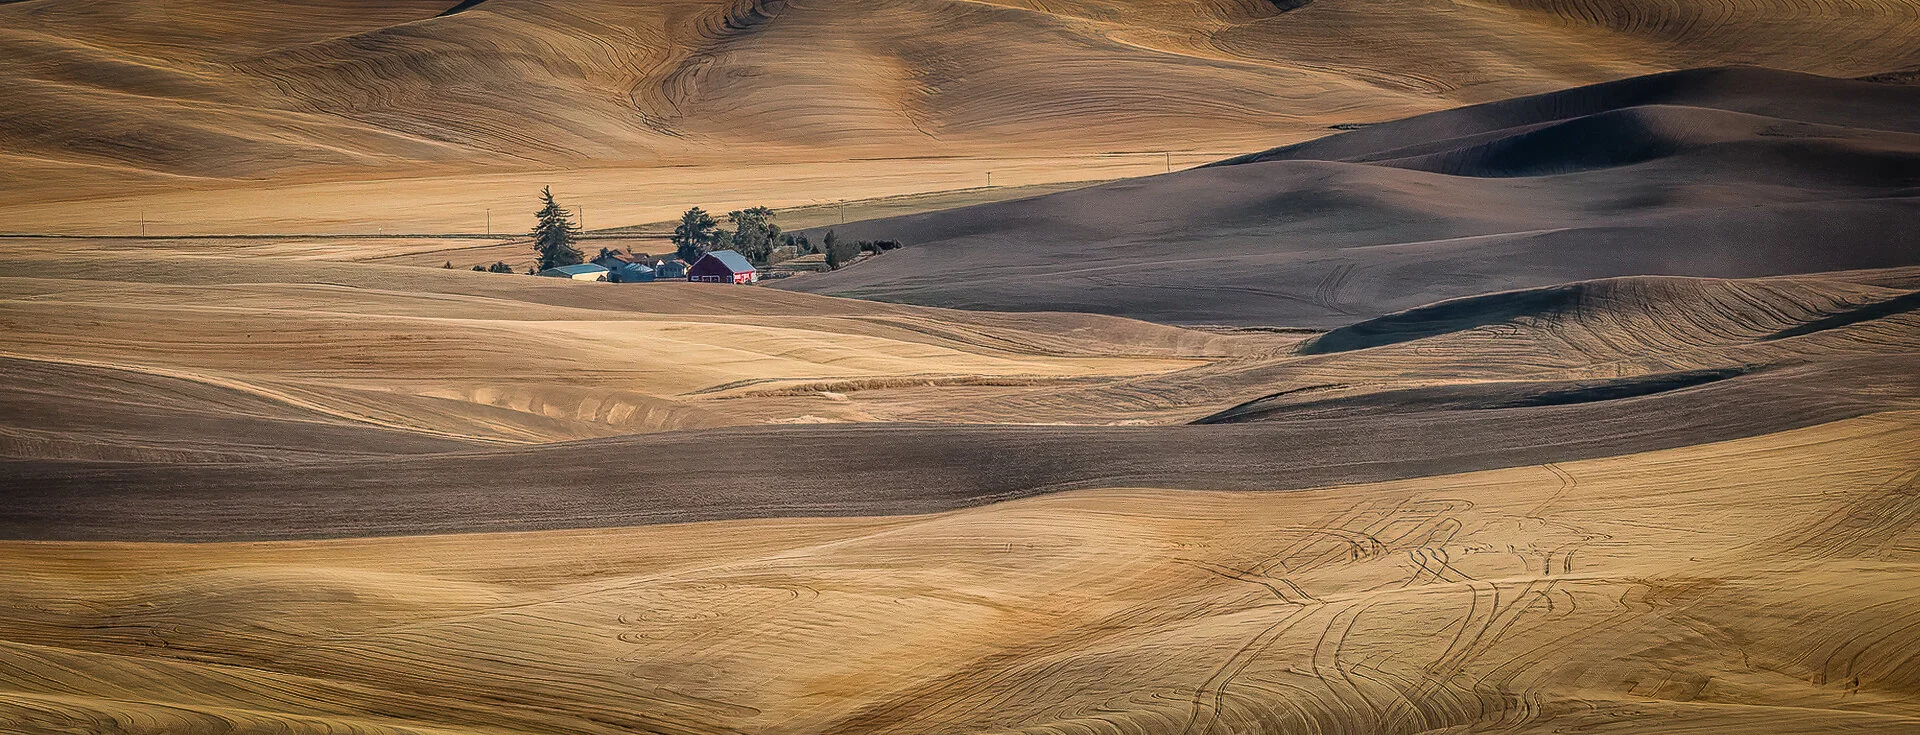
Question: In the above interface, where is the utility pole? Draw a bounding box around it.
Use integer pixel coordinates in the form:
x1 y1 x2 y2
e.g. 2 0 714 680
986 171 993 188
1165 152 1172 172
486 209 491 236
139 209 146 237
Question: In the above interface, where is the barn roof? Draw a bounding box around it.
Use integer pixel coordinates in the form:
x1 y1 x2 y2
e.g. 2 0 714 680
700 250 756 273
539 263 610 277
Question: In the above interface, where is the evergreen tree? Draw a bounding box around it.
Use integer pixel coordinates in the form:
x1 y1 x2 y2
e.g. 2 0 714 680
823 229 842 270
671 207 721 263
530 186 584 270
442 261 453 269
486 261 515 273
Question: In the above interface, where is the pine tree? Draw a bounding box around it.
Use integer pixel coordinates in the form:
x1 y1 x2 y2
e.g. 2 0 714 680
530 186 584 271
823 229 842 270
671 207 720 264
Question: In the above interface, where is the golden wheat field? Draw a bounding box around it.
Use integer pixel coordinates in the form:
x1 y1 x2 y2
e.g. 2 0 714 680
4 0 1920 733
6 0 1920 232
3 244 1917 734
6 412 1919 734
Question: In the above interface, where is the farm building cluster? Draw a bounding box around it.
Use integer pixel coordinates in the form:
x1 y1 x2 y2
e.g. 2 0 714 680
536 249 758 284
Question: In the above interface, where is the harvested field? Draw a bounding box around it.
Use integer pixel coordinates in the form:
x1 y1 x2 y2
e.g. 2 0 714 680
778 69 1920 326
5 412 1918 733
3 8 1919 728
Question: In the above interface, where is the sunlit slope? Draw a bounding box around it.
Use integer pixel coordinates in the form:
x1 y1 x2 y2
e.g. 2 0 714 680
780 68 1920 326
929 268 1920 425
6 267 1912 540
3 411 1916 734
0 250 1914 733
3 0 1916 188
0 356 490 462
0 255 1261 453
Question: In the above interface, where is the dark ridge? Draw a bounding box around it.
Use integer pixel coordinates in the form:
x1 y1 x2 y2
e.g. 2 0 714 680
1858 67 1920 86
1209 66 1920 168
1373 106 1693 177
1493 367 1751 407
1270 0 1313 11
775 69 1920 327
437 0 490 17
0 357 1906 543
1301 285 1581 354
1193 367 1754 424
1765 290 1920 340
1189 383 1347 421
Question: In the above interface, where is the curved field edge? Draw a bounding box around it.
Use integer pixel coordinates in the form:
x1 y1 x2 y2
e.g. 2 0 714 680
1 410 1915 734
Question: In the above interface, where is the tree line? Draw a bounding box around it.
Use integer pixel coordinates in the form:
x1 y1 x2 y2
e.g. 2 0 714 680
670 206 783 266
469 188 903 274
672 208 900 271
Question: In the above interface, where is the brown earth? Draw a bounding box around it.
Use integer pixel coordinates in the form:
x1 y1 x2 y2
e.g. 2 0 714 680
3 23 1920 731
4 258 1914 540
4 412 1918 733
776 67 1920 326
4 0 1919 232
2 241 1916 734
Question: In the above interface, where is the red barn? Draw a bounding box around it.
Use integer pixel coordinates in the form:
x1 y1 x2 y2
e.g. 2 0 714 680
688 250 758 284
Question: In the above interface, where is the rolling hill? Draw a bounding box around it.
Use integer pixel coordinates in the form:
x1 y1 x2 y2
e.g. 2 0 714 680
2 197 1916 734
3 254 1913 541
1 250 1916 733
4 5 1920 732
776 67 1920 326
3 0 1917 203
